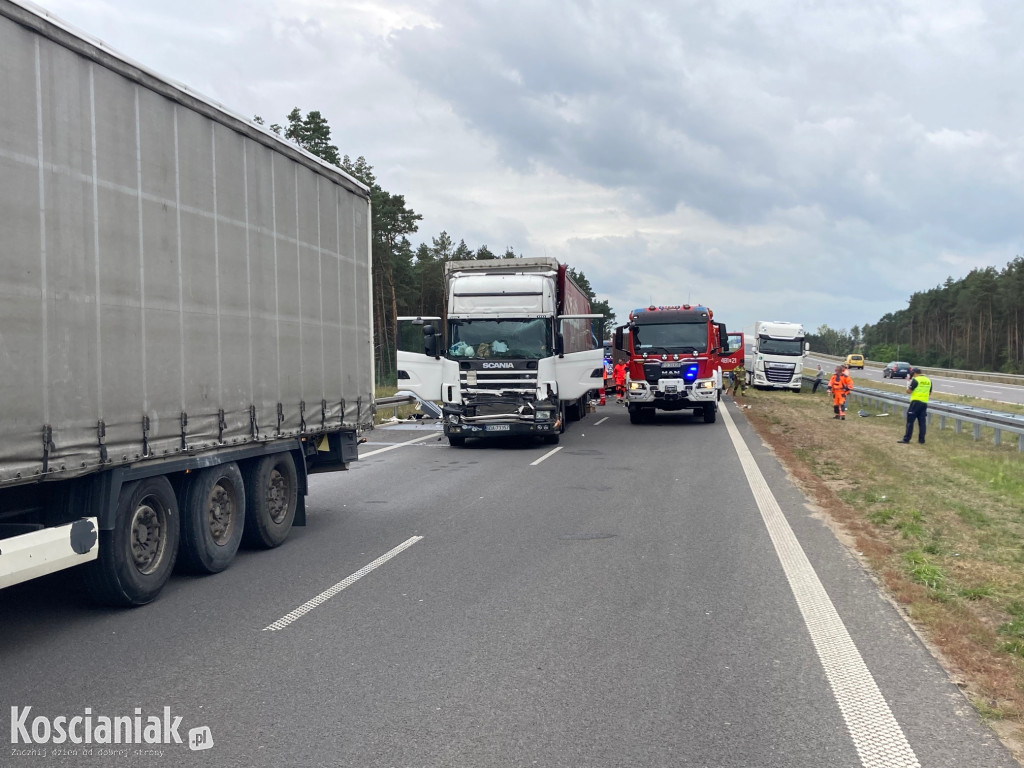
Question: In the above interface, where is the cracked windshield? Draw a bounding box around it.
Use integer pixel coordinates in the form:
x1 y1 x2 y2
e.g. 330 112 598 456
448 318 552 359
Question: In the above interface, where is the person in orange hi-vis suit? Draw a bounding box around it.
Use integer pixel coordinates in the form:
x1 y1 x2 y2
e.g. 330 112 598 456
613 361 628 402
828 364 854 420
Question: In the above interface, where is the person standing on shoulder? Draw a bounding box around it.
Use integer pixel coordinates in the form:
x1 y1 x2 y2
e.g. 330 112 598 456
730 362 746 395
828 365 854 419
811 364 824 394
898 367 931 444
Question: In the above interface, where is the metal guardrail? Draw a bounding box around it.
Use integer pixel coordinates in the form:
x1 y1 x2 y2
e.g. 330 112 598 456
802 375 1024 451
811 353 1024 385
374 391 443 420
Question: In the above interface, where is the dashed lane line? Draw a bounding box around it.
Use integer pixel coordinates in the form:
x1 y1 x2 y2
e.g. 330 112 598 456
263 536 424 631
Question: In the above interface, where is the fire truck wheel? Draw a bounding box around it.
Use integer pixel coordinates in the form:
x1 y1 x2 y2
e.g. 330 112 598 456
628 405 643 424
448 435 466 447
703 404 717 423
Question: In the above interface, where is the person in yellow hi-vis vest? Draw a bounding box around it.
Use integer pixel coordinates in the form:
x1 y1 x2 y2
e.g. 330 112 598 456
898 367 931 444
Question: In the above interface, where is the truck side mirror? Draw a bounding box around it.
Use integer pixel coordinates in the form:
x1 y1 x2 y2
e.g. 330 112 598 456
422 324 439 358
555 331 564 357
804 341 810 355
716 322 729 353
613 326 624 352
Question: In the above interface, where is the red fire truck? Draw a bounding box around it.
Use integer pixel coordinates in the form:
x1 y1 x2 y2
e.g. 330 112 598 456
613 305 730 424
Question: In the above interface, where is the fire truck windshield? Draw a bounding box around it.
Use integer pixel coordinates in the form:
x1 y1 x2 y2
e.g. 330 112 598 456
447 318 553 359
757 335 804 356
633 322 708 353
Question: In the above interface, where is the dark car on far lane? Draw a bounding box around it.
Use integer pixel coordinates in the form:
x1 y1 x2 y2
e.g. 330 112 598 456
883 361 912 379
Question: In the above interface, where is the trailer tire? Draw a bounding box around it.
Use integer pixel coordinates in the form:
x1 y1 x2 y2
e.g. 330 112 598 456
178 463 245 574
448 435 466 447
703 404 717 423
84 477 180 607
242 453 298 549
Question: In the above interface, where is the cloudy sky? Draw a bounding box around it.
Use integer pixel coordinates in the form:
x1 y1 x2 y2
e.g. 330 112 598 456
33 0 1024 336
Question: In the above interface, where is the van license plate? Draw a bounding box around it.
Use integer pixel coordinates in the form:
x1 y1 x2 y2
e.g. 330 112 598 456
485 424 510 431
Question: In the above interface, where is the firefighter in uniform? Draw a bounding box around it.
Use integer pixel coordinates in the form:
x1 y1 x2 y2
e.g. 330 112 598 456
827 365 854 420
898 367 931 444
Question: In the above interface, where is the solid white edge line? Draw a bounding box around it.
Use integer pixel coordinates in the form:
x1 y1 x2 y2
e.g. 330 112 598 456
594 416 609 426
530 446 563 466
360 432 437 457
262 536 424 631
720 404 921 768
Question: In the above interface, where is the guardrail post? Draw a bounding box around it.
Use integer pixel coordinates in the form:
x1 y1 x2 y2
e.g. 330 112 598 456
956 419 963 435
939 415 946 431
973 423 981 441
994 428 1002 447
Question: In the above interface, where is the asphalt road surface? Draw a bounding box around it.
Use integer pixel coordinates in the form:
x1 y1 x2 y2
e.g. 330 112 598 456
1 401 1017 767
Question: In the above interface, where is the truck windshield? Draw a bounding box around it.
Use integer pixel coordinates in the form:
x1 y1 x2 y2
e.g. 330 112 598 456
447 318 553 359
758 336 804 356
632 322 708 353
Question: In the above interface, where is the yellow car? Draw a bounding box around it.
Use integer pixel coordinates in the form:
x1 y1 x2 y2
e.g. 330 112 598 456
845 354 865 369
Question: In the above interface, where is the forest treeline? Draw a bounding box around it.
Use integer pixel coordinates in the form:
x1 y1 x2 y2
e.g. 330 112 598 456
260 109 614 382
807 257 1024 373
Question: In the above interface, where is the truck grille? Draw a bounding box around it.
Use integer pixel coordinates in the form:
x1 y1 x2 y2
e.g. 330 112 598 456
460 370 538 395
764 362 796 383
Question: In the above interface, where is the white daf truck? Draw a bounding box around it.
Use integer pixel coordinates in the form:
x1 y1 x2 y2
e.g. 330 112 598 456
747 321 809 391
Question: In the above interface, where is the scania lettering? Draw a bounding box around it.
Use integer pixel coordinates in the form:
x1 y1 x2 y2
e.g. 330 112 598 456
396 258 604 446
614 305 729 424
747 321 809 391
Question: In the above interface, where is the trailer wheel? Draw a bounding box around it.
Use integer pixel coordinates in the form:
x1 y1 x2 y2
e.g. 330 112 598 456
84 477 180 607
242 453 298 549
703 404 717 423
178 463 245 574
448 435 466 447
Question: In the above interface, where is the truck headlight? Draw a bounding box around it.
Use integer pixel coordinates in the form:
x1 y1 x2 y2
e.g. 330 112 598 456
696 381 715 390
447 414 460 425
629 381 643 390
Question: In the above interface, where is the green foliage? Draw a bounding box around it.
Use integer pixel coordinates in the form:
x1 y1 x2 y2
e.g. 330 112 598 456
860 257 1024 373
902 550 946 590
264 108 616 378
807 325 855 355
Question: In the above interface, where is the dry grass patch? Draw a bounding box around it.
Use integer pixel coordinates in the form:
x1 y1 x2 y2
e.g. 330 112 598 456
733 385 1024 759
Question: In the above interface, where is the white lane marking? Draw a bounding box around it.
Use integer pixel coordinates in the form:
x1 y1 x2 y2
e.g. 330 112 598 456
594 417 609 426
720 405 920 768
530 446 563 466
360 432 436 457
263 536 424 631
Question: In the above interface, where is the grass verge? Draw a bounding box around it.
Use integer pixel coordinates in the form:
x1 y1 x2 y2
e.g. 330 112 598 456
734 385 1024 761
373 386 429 425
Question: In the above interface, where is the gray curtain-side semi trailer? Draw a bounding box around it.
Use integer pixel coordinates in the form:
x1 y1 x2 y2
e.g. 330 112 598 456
0 0 375 605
